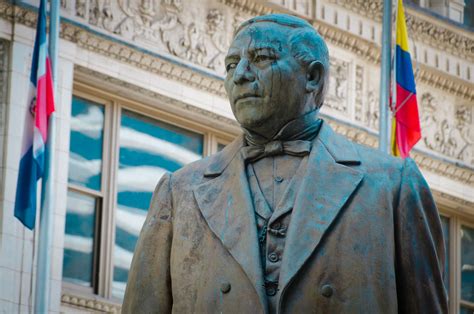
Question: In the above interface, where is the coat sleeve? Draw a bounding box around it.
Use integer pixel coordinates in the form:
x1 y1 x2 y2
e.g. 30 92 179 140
394 158 448 314
122 173 173 313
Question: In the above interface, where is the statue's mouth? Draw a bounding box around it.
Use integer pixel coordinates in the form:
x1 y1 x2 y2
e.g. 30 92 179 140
235 93 261 103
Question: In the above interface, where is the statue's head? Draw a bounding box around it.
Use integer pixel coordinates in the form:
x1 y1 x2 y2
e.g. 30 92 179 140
224 14 329 138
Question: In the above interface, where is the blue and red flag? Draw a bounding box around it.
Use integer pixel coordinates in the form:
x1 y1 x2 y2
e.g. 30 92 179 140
391 0 421 158
15 0 55 229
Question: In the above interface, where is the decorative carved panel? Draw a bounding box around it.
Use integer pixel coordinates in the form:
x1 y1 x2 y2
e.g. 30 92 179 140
62 0 232 74
326 0 474 62
354 64 364 122
364 89 379 130
325 58 350 114
419 91 473 166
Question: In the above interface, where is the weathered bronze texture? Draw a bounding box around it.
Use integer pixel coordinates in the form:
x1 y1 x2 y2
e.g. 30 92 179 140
123 14 448 313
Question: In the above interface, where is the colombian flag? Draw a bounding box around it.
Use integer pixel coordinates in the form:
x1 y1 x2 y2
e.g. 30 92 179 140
391 0 421 158
14 0 55 229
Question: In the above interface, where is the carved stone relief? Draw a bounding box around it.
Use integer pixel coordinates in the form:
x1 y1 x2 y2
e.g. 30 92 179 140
419 92 473 165
67 0 231 74
354 65 364 122
327 0 473 62
364 89 379 130
325 58 350 114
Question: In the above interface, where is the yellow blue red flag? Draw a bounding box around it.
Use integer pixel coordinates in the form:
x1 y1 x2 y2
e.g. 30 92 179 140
391 0 421 158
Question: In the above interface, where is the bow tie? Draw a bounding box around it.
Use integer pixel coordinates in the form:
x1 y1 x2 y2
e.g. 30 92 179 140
241 111 323 163
241 140 312 163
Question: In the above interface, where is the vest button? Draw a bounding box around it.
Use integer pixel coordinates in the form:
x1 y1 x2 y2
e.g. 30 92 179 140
266 285 277 296
275 176 283 183
268 252 279 263
220 282 231 294
321 284 333 298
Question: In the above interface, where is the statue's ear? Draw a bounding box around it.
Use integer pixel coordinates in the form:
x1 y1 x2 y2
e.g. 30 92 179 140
306 61 325 93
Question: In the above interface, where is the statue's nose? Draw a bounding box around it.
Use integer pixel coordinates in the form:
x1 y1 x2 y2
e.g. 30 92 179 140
233 59 255 84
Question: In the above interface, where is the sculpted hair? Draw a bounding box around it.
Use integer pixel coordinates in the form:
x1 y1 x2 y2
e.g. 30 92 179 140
235 14 330 109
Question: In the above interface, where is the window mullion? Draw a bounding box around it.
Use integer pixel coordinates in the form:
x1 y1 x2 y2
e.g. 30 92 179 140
98 100 120 298
447 215 456 314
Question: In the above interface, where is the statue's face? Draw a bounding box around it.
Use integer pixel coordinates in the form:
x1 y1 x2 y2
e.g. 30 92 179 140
224 22 310 137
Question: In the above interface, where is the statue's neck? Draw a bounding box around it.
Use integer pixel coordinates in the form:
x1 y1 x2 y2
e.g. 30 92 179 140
243 110 321 146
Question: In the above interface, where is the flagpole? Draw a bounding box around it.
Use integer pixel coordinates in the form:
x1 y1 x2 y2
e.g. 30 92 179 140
378 0 392 153
34 0 59 312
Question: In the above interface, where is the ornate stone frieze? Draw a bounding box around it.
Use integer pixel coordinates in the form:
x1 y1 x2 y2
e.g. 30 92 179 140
324 116 474 186
60 22 228 98
326 0 474 61
419 92 473 166
326 57 350 114
61 293 121 313
64 0 232 74
354 65 364 122
363 89 380 131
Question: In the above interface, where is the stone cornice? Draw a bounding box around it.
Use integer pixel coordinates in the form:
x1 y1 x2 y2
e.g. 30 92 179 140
314 21 382 64
61 293 121 313
61 23 228 98
326 0 474 62
418 64 474 101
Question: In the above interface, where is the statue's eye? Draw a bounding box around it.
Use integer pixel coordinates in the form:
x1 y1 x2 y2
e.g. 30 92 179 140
226 63 237 72
254 54 273 63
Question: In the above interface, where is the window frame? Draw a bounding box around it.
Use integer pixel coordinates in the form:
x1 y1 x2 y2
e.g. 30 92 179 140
440 208 474 313
63 91 111 295
459 219 474 312
63 83 237 301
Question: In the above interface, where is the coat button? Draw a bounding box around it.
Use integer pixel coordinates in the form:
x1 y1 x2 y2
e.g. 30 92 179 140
266 285 277 296
321 284 333 298
268 252 279 263
220 282 231 294
275 176 283 183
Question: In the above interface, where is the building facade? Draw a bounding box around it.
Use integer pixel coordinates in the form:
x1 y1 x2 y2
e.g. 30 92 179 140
0 0 472 312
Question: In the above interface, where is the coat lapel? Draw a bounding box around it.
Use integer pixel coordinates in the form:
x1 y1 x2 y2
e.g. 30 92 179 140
279 123 365 292
193 136 268 312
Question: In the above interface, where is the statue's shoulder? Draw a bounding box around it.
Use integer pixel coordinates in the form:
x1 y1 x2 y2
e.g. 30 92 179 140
317 121 404 173
352 141 405 172
171 134 244 186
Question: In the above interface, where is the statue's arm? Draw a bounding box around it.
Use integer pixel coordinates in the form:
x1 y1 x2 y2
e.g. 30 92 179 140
122 173 173 314
393 158 448 314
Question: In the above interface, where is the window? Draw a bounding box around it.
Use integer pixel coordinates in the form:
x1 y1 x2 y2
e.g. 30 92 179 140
62 87 235 300
464 0 474 28
440 212 474 313
112 109 204 298
461 224 474 312
63 97 105 292
441 215 450 291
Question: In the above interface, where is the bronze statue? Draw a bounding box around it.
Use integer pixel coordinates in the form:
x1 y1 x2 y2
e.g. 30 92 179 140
123 14 447 313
